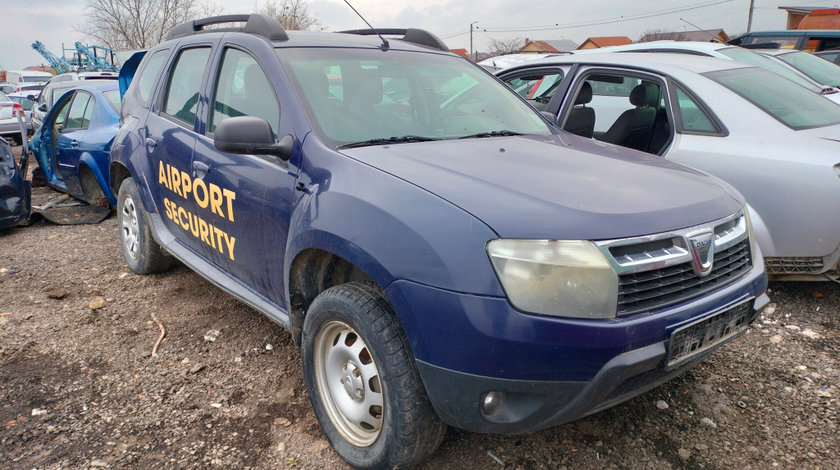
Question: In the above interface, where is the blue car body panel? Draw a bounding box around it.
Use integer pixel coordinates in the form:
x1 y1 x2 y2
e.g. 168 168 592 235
109 27 769 434
30 81 120 205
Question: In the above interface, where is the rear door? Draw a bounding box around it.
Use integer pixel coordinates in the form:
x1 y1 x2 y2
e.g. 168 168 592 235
55 90 94 195
191 42 298 304
143 45 213 254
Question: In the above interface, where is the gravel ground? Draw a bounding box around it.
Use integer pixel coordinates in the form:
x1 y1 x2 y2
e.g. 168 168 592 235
1 151 838 469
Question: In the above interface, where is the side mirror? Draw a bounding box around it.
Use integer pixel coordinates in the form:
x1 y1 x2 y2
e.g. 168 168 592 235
38 103 48 113
27 94 35 101
213 116 294 162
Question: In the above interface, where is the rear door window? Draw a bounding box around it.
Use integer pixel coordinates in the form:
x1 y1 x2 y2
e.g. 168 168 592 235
134 50 170 107
162 47 211 126
65 92 92 130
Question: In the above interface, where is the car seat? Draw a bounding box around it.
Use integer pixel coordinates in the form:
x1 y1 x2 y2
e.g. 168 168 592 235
599 82 658 152
563 82 595 138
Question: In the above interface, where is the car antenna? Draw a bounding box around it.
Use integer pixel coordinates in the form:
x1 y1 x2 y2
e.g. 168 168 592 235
679 17 724 43
343 0 389 50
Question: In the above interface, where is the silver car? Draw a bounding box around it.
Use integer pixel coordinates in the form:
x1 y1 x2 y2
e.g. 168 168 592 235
0 92 27 144
496 53 840 281
759 48 840 88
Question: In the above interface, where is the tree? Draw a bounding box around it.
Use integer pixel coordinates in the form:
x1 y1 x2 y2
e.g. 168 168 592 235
489 37 524 54
260 0 320 31
83 0 220 50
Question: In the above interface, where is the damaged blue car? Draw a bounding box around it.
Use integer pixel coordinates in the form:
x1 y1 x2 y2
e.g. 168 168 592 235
29 81 120 207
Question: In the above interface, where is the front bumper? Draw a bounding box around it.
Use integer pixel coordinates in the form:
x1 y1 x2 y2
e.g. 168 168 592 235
386 262 767 434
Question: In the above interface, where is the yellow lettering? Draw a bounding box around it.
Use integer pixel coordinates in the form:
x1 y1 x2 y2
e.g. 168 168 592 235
223 233 236 261
180 170 192 199
199 218 210 245
177 207 189 231
222 188 236 222
158 161 168 189
209 184 223 218
188 212 200 237
208 222 216 249
193 177 208 209
213 226 226 254
163 198 173 220
171 168 182 198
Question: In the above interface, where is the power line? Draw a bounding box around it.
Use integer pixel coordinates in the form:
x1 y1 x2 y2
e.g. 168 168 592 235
448 0 733 36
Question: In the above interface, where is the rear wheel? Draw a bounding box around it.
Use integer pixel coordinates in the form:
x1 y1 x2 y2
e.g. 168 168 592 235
117 177 173 274
302 282 446 469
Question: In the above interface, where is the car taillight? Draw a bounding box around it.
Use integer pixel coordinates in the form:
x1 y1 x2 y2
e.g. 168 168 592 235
12 103 23 116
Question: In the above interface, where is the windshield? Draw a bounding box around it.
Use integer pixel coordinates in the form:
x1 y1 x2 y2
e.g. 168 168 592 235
775 51 840 87
9 96 35 110
719 47 820 92
707 67 840 130
281 48 551 147
23 76 48 83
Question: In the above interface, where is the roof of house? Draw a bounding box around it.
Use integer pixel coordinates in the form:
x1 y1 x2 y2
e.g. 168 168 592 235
639 30 727 43
450 48 470 59
577 36 633 48
522 39 578 52
778 6 832 14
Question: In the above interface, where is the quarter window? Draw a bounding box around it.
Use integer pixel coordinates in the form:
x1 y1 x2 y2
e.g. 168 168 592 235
210 48 279 134
674 87 717 133
162 47 211 126
65 92 92 130
135 50 169 107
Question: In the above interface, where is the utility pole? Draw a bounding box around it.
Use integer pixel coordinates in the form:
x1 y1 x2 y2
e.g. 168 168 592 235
470 21 478 61
747 0 755 32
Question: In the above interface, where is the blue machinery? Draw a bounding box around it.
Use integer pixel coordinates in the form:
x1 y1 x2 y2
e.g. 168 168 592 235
30 41 119 73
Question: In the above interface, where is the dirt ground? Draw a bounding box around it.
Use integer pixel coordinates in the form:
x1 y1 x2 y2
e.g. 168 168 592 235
1 154 839 469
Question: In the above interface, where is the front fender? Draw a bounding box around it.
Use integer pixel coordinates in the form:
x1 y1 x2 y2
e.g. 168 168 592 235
746 203 776 257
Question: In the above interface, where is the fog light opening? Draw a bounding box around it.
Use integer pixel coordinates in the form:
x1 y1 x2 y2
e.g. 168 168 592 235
481 391 504 417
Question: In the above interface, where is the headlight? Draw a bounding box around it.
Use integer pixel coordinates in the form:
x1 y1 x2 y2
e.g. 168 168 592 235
487 239 618 319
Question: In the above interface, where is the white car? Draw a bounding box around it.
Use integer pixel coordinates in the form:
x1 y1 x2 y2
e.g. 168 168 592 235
758 49 840 88
575 41 840 104
496 52 840 281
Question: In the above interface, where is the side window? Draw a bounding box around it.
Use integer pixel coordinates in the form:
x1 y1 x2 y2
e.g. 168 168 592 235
503 72 564 111
135 50 170 107
162 47 211 126
64 92 92 131
52 96 73 131
210 48 279 134
675 87 718 134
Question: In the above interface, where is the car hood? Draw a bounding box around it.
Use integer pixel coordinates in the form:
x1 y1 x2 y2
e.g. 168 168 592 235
340 134 744 240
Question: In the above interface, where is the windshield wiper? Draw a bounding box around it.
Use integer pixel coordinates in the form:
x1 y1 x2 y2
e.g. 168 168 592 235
339 135 440 149
458 130 523 139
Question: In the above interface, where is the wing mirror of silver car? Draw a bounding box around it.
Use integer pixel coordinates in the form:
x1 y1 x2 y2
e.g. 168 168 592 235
213 116 294 162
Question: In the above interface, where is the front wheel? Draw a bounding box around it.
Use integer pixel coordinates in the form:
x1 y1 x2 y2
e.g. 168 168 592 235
117 177 173 274
302 282 446 469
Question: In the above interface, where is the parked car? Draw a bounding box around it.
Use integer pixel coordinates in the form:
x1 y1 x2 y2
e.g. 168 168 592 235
111 14 768 469
575 41 840 103
0 91 27 144
6 92 35 133
0 135 30 229
758 48 840 87
47 71 120 83
728 29 840 52
496 52 840 282
31 80 108 131
29 81 120 206
815 49 840 65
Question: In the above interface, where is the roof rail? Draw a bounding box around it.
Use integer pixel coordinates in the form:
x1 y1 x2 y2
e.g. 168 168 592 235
166 14 288 41
740 42 781 50
339 28 448 52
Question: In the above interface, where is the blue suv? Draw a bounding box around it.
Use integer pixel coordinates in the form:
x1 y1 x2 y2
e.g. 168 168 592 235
110 14 769 469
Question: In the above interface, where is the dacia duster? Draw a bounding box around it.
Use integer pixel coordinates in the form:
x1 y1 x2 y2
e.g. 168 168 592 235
110 14 769 469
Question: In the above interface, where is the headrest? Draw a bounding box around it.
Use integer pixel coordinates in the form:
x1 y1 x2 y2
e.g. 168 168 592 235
629 82 659 107
344 68 383 107
575 82 592 105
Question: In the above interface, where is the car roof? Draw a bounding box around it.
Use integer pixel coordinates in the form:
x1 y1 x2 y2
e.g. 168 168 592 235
498 52 750 76
574 40 729 55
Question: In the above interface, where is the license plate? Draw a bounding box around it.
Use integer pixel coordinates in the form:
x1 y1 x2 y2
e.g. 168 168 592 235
667 300 753 368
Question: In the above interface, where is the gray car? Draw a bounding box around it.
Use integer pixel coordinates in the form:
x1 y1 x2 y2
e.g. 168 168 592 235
0 92 26 144
497 53 840 281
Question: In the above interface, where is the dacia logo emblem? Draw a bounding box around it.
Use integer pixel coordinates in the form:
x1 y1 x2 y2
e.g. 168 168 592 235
687 230 715 277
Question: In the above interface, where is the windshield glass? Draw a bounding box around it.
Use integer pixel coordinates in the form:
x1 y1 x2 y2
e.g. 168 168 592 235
281 48 550 146
775 51 840 87
719 47 819 91
706 67 840 129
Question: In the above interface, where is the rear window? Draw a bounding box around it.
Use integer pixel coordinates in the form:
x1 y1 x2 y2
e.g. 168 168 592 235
718 47 819 91
775 51 840 87
706 67 840 129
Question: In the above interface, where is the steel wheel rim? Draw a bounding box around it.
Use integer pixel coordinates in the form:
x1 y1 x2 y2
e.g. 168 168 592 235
121 194 140 260
314 320 384 447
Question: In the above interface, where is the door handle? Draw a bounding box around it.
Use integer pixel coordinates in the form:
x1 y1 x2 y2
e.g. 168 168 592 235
70 140 79 147
145 137 157 149
192 160 210 179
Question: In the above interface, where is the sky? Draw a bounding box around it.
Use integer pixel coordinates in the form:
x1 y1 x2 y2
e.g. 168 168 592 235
0 0 805 70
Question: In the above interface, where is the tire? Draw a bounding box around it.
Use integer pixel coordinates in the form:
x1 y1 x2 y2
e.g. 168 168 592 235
302 282 446 469
117 177 173 274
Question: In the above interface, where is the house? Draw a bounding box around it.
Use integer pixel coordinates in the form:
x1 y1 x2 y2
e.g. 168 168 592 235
576 36 632 49
450 48 471 59
519 39 578 53
778 6 831 29
638 29 729 43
